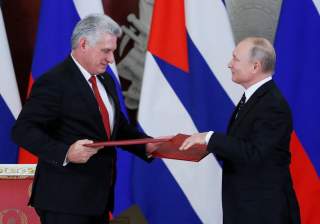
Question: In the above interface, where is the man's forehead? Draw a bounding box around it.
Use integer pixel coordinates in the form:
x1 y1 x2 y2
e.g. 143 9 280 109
235 41 251 56
233 47 242 58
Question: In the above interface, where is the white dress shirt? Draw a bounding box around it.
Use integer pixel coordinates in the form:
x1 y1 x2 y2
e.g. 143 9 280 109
71 54 115 132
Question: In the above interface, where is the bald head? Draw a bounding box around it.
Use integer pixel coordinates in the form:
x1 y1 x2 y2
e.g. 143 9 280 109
229 37 276 89
242 37 276 74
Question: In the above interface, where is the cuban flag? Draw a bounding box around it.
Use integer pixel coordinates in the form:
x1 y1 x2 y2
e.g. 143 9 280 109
136 0 242 223
274 0 320 223
0 6 22 163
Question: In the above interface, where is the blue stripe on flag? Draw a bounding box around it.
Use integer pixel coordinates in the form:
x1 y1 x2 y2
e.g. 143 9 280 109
274 0 320 175
32 0 80 78
0 96 18 163
155 34 234 132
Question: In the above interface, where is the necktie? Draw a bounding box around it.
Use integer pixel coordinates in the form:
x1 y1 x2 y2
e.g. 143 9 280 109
235 93 246 120
89 75 111 139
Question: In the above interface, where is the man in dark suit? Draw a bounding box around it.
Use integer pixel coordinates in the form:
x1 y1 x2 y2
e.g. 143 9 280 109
180 37 300 224
12 14 154 224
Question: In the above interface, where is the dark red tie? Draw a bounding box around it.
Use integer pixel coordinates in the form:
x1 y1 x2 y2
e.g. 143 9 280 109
89 75 111 139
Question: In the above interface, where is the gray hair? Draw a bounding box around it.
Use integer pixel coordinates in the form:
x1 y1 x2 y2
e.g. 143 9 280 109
245 37 276 73
71 14 122 49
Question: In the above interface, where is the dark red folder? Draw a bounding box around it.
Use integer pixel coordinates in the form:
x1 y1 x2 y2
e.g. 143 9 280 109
150 134 209 162
85 134 209 162
84 137 170 147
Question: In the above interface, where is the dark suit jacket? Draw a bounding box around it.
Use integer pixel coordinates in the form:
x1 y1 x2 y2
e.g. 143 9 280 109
12 57 150 215
208 80 300 224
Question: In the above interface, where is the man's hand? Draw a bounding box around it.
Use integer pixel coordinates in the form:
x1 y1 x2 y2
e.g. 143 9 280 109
66 139 103 164
146 135 174 157
179 132 208 150
146 142 162 155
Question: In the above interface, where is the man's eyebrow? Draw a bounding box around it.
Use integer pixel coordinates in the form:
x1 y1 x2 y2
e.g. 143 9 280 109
233 53 238 59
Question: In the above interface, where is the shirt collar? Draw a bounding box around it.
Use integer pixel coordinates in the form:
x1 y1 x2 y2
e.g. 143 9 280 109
244 76 272 102
70 53 92 81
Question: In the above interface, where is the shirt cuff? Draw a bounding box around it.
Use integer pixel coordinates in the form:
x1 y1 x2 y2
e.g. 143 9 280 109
205 131 214 144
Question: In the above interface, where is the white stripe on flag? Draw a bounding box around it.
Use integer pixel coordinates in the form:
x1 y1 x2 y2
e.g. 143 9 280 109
73 0 104 19
313 0 320 14
139 52 197 136
185 0 242 105
109 63 121 82
0 8 21 118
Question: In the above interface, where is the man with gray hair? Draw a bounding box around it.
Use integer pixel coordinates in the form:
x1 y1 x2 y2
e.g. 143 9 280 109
12 14 153 224
180 37 301 224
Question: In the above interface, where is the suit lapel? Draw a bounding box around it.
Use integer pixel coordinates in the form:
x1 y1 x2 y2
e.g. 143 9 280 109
66 57 121 140
228 80 275 134
66 58 100 113
66 57 107 138
97 74 119 107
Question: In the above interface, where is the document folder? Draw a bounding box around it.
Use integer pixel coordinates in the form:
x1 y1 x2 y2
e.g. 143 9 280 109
150 134 209 162
85 134 208 162
85 137 170 147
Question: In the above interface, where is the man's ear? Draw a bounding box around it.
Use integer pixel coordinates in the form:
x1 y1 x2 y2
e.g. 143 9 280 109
78 38 87 50
252 61 261 73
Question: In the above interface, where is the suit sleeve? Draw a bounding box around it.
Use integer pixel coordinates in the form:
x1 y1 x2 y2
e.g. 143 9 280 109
207 98 292 164
12 75 69 166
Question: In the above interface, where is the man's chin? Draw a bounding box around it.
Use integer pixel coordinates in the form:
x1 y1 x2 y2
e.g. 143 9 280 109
231 76 236 82
100 67 107 72
96 69 106 74
232 77 240 84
